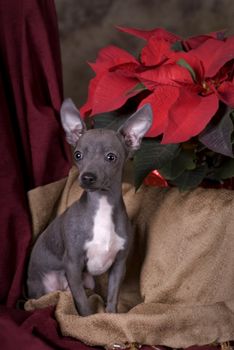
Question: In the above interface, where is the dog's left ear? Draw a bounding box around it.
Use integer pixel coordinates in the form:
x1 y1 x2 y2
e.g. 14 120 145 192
118 104 152 151
60 98 86 146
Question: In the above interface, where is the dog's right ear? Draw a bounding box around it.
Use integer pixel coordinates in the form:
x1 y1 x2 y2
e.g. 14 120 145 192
60 98 86 146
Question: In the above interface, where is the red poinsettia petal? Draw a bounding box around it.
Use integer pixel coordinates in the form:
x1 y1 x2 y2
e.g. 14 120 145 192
116 26 180 42
80 73 104 117
111 62 141 77
138 86 180 137
218 81 234 108
141 37 172 66
137 63 193 90
144 170 169 187
183 30 226 50
191 37 234 78
168 51 205 82
162 89 219 144
88 45 138 74
79 100 91 118
91 72 140 115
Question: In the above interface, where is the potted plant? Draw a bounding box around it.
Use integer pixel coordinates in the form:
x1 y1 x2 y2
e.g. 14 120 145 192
80 27 234 191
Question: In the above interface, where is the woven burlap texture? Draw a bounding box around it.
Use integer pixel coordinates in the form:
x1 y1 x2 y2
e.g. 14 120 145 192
25 166 234 347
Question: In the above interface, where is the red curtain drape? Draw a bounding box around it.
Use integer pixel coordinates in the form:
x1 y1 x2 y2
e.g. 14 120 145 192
0 0 71 307
0 1 95 348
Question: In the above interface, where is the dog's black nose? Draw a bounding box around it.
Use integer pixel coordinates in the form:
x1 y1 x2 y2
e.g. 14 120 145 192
81 172 97 186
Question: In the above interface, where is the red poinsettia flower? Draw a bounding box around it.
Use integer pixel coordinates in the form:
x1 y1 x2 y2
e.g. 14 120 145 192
80 27 181 117
80 26 234 145
144 170 168 187
80 45 143 117
117 26 181 67
136 36 234 143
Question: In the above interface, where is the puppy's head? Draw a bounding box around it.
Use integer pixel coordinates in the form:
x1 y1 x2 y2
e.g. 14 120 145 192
60 98 152 191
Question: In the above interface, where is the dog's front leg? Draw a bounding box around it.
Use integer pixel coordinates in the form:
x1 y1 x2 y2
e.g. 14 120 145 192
106 250 127 313
64 255 92 316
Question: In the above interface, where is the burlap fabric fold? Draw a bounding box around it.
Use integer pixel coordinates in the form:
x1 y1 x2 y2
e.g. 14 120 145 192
25 166 234 347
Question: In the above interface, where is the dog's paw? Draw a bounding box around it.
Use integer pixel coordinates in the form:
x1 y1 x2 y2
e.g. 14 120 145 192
75 301 93 317
79 306 93 317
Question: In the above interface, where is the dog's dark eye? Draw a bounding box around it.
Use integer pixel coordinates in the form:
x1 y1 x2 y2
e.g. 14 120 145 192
74 151 82 161
105 153 117 162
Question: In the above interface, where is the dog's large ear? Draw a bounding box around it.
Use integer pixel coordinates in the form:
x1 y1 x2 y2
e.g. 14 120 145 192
118 104 152 151
60 98 86 146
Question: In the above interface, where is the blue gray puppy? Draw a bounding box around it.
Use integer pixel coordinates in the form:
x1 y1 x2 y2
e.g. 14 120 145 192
27 98 152 316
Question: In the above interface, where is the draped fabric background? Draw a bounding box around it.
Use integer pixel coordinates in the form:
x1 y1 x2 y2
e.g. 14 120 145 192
0 1 228 350
0 1 93 348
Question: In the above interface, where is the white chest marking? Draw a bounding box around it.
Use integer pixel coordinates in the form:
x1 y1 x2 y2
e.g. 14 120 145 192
85 196 125 276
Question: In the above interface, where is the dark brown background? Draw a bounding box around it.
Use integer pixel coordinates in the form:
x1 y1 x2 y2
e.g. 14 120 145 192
55 0 234 108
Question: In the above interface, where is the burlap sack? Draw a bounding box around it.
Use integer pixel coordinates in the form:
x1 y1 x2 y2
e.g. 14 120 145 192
25 166 234 347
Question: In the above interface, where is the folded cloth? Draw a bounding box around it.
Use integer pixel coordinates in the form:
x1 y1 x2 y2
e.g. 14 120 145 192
25 166 234 347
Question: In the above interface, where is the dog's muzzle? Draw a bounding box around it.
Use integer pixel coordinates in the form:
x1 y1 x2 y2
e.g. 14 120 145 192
80 172 97 187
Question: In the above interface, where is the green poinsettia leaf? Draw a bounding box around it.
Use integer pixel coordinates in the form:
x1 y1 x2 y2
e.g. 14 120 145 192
213 158 234 180
93 113 117 129
230 110 234 122
199 112 234 158
93 113 129 131
159 148 196 180
171 41 184 52
177 58 196 81
171 165 208 191
134 139 180 190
